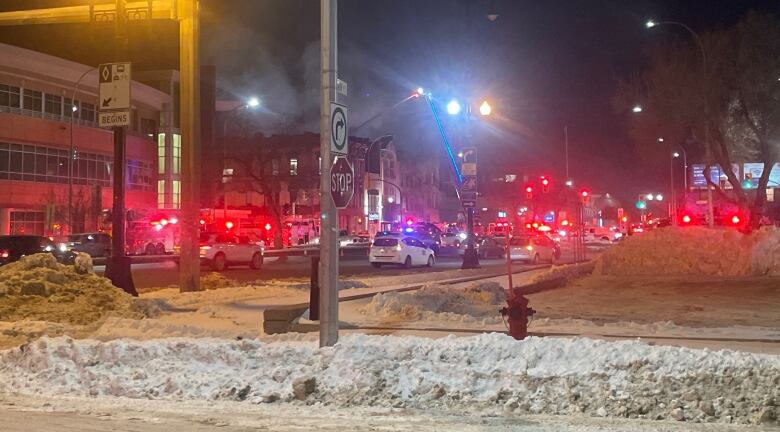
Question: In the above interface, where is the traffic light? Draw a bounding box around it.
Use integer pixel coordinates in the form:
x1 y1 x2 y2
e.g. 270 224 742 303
225 220 235 230
264 223 272 231
580 189 590 204
541 176 550 193
525 185 533 199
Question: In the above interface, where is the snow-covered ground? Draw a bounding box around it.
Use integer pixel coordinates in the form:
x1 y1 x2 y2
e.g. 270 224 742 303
0 333 777 425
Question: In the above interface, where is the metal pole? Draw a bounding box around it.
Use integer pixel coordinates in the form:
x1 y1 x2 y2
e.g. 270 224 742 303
178 0 201 292
222 112 229 220
104 0 136 295
670 153 675 223
319 0 339 347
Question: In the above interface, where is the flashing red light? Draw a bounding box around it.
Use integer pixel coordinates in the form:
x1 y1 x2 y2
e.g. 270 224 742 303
225 221 235 230
264 223 272 231
525 186 533 193
199 219 206 225
541 177 549 186
731 215 741 225
406 218 414 226
580 190 589 197
525 223 532 229
682 215 692 224
561 219 569 226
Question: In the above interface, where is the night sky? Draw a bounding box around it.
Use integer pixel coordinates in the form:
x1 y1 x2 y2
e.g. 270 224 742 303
1 0 778 206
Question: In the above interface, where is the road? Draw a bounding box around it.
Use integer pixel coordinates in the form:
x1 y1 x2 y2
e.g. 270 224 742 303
98 246 580 290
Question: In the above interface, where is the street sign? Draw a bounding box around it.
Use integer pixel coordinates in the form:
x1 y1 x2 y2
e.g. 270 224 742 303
99 110 131 127
617 207 624 220
331 156 354 209
330 102 348 155
98 62 131 111
460 147 477 208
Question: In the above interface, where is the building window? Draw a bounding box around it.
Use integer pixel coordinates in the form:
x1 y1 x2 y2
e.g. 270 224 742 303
157 180 166 208
10 211 44 235
172 133 181 175
63 98 76 118
157 133 166 174
0 84 21 109
80 102 95 122
289 157 298 176
172 180 181 209
22 89 42 113
44 94 62 116
0 141 150 189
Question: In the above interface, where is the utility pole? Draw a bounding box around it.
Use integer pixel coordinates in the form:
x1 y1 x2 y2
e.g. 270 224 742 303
319 0 339 347
564 126 569 182
178 0 201 292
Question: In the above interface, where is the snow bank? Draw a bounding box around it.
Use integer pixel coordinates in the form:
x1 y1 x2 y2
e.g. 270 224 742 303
526 261 596 285
0 334 777 424
0 254 147 325
361 282 506 324
594 227 780 276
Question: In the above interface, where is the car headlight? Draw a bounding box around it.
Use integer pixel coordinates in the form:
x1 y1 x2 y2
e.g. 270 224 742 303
58 243 68 252
458 232 467 240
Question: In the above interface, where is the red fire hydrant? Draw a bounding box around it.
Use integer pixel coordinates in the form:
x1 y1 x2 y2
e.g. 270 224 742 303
500 291 535 340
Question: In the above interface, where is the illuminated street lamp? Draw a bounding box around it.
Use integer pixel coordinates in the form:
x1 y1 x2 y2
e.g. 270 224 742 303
479 100 492 116
446 99 462 115
415 87 425 97
565 180 573 187
632 105 643 113
247 96 260 108
646 193 654 201
645 19 657 28
457 151 463 158
657 137 664 143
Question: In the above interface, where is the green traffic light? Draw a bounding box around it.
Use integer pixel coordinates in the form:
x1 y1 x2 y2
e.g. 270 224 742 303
635 201 647 210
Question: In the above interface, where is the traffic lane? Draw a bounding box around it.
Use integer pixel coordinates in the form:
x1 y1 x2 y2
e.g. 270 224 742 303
100 256 514 290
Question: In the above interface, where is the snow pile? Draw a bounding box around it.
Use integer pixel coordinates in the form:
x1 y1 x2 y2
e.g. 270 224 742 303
0 334 778 424
0 253 146 325
595 227 780 276
361 282 506 324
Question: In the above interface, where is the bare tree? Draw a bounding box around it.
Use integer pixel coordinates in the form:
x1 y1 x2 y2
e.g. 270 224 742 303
615 12 780 228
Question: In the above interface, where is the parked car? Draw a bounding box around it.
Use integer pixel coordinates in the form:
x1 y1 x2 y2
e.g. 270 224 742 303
583 227 621 243
508 235 557 263
311 230 369 247
409 230 441 254
369 236 435 269
199 232 264 271
67 232 112 258
0 235 77 266
440 232 465 247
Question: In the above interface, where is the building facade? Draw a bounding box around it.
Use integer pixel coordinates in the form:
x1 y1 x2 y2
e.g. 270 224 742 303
0 43 169 235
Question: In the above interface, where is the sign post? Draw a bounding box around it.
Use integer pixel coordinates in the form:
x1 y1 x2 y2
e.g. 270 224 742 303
99 61 136 296
460 147 480 269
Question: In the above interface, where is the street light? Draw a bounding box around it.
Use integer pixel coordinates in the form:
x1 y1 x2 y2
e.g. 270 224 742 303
457 151 463 158
247 97 260 108
446 99 462 115
415 87 425 97
657 137 664 143
632 105 643 113
645 19 657 28
656 194 663 201
673 151 680 158
565 180 573 187
479 100 492 116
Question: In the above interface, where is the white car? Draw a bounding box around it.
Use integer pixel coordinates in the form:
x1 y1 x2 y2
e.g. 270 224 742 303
508 235 557 264
584 227 622 244
369 236 435 269
199 233 264 271
440 232 466 247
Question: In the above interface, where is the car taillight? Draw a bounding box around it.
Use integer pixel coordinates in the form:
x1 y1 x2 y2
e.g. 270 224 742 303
199 245 212 250
682 215 692 224
731 215 741 225
0 249 8 258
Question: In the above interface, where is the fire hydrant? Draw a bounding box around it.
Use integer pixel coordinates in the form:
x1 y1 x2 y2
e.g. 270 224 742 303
500 291 535 340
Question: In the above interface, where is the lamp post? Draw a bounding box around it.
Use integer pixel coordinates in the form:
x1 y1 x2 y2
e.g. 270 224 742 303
646 19 713 227
220 97 260 219
68 67 96 235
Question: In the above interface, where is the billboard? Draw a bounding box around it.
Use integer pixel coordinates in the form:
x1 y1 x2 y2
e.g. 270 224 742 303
691 164 739 189
743 163 780 188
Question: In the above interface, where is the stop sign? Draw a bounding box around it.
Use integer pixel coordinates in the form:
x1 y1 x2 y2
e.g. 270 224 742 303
330 156 354 209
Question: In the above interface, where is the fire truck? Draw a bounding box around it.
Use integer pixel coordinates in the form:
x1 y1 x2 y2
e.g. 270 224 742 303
99 209 181 255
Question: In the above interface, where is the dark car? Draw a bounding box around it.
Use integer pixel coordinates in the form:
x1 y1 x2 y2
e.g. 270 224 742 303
478 235 506 259
408 230 441 254
0 235 76 266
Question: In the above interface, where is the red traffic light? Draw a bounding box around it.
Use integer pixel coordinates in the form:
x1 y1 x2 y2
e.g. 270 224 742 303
225 221 235 230
731 215 741 225
580 189 589 197
682 214 692 224
525 185 533 193
264 223 272 231
541 177 549 186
